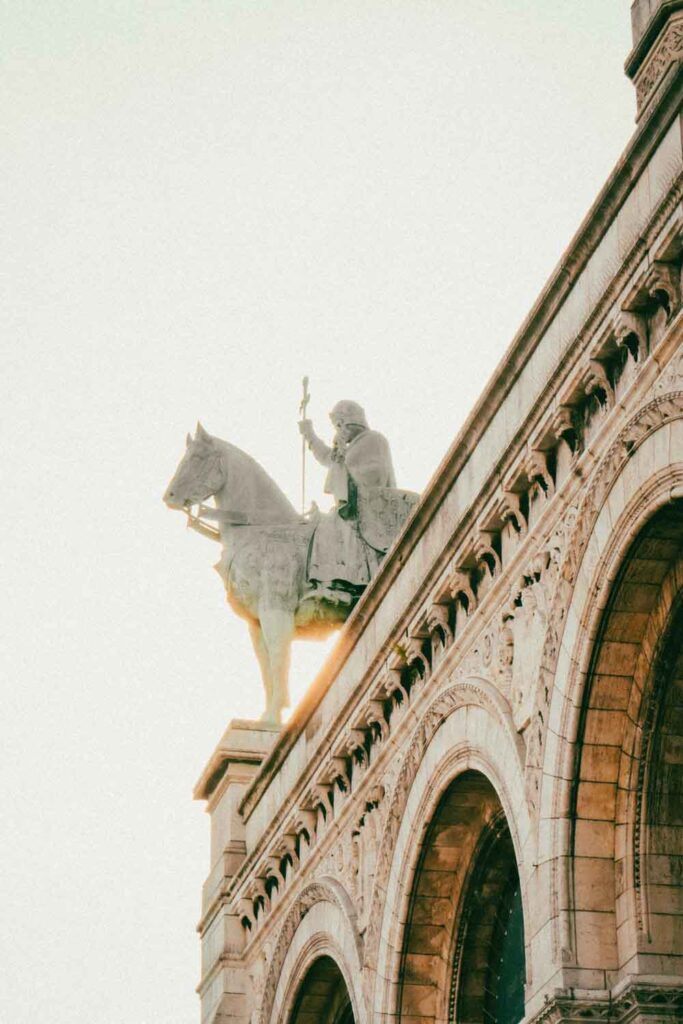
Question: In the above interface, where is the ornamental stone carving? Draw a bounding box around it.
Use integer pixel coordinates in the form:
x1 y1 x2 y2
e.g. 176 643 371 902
525 390 683 814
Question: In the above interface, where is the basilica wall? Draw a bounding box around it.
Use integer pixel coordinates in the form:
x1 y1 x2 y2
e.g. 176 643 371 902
194 9 683 1024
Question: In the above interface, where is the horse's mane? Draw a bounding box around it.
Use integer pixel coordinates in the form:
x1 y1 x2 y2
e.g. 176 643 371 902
214 436 299 523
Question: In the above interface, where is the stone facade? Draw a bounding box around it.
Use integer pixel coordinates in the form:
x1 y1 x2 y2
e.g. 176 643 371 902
194 9 683 1023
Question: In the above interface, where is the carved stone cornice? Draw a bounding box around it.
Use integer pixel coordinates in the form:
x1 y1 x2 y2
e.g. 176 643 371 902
529 982 683 1024
631 7 683 113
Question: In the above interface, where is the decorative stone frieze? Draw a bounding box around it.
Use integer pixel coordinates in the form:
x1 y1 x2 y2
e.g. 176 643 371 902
632 10 683 112
529 982 683 1023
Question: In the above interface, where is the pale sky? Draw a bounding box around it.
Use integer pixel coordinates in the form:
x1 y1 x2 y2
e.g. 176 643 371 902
3 3 634 1022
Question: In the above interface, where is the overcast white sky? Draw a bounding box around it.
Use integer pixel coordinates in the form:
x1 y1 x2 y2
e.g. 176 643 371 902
3 3 635 1022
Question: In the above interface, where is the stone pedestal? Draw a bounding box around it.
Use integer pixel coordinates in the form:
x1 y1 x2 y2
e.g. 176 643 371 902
194 719 279 1024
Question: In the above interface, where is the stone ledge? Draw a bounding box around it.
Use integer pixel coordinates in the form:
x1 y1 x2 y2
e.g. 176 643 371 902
194 719 280 801
530 980 683 1023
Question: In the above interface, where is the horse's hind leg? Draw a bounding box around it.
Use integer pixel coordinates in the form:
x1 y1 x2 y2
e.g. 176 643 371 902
248 621 273 719
259 606 295 725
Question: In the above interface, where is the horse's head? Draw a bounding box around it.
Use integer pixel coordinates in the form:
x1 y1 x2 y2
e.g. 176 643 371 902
163 423 226 510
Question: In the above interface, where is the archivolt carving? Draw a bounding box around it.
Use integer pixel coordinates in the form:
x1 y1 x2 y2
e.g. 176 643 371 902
362 679 511 970
258 880 355 1024
525 390 683 814
655 346 683 394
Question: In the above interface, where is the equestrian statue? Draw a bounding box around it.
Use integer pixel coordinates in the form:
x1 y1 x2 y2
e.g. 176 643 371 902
163 399 419 724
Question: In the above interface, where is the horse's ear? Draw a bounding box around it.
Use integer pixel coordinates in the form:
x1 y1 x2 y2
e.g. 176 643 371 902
186 432 192 448
195 421 214 449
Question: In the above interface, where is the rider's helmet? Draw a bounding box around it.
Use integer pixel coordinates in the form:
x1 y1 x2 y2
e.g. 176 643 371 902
329 400 368 430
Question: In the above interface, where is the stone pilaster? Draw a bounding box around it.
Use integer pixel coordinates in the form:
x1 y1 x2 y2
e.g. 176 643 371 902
194 720 279 1024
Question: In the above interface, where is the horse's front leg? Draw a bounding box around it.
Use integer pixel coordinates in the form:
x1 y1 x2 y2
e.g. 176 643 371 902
247 620 273 720
258 606 295 725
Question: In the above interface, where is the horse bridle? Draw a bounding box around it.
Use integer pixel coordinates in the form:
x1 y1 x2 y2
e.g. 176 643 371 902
184 502 310 540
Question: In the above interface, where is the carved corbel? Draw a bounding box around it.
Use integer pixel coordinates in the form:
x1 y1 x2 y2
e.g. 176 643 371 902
645 260 680 320
526 449 554 497
380 665 410 705
250 877 269 918
324 755 352 792
264 855 284 893
474 530 501 578
501 491 527 534
344 728 369 767
237 896 254 929
359 699 389 743
403 634 429 677
279 832 300 872
426 601 453 647
294 808 317 843
449 567 478 614
311 783 335 820
551 404 580 453
584 359 614 409
614 310 647 363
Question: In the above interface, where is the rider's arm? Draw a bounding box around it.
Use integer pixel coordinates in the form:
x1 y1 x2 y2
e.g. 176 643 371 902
308 433 334 467
299 420 334 467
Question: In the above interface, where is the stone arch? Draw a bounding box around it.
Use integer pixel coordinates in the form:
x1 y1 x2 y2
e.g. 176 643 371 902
288 955 355 1024
527 389 683 820
261 881 365 1024
567 505 683 977
398 770 526 1023
531 406 683 986
367 678 529 1020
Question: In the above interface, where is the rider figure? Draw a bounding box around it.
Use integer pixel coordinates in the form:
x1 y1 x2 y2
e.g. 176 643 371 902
299 400 396 594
